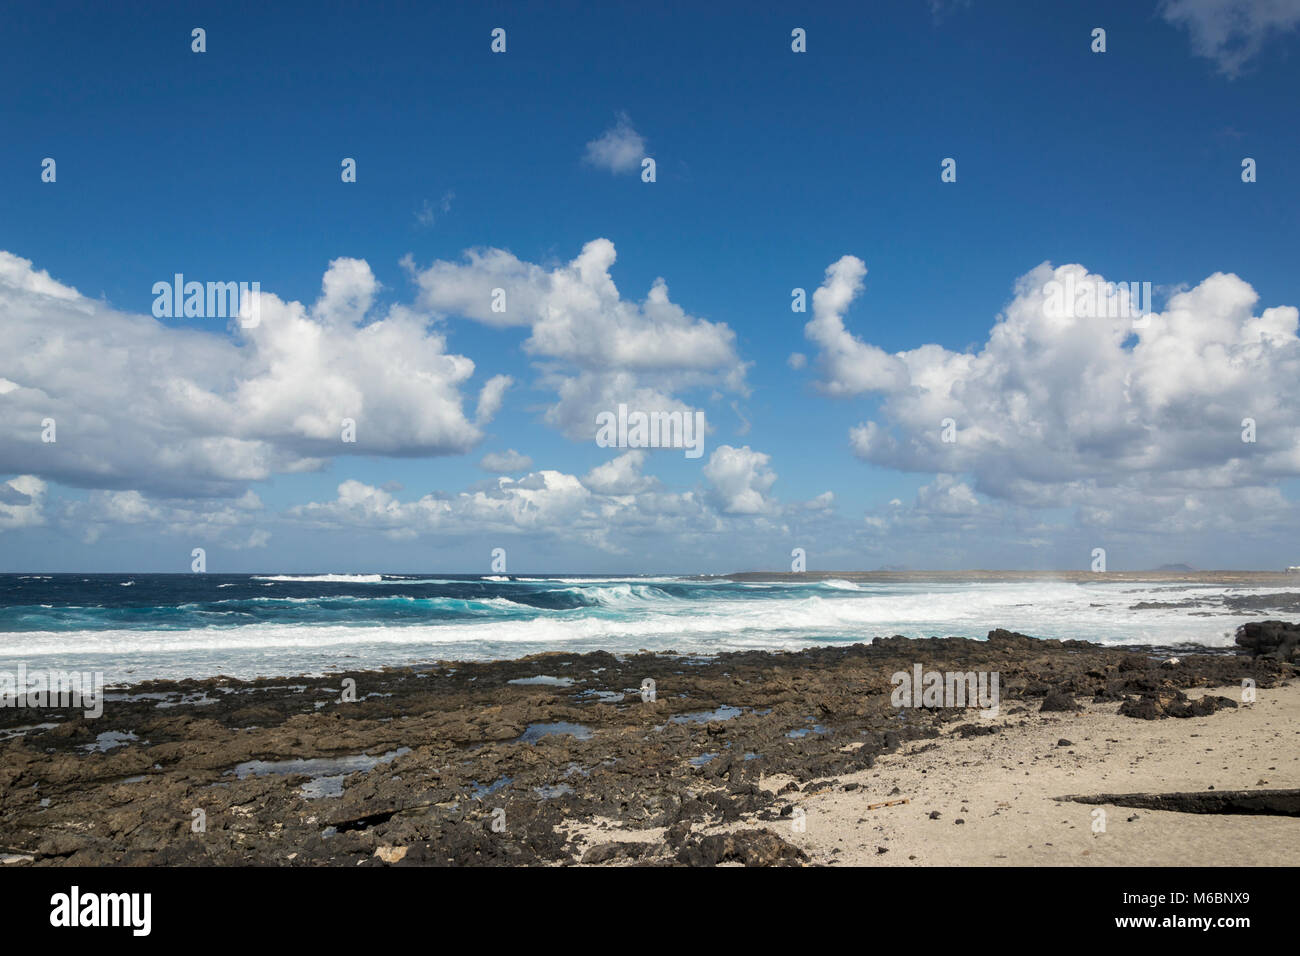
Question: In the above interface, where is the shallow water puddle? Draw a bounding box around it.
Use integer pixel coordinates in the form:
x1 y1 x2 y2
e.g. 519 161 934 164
471 776 513 799
104 690 217 708
81 731 141 752
507 675 574 687
670 705 742 724
786 724 829 739
577 689 624 703
0 722 59 740
516 722 593 744
534 783 575 799
229 747 411 799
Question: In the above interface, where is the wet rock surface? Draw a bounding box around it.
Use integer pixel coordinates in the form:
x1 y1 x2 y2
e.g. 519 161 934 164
0 629 1292 866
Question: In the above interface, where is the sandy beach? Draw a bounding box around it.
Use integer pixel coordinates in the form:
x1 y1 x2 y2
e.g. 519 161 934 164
574 682 1300 866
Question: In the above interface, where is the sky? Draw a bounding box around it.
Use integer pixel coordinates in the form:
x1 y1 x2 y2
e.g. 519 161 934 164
2 0 1300 573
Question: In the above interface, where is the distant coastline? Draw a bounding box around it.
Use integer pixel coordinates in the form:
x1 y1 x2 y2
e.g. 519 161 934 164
723 570 1300 585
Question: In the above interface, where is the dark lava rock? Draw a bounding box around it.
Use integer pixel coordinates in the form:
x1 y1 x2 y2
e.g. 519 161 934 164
955 723 1000 738
1226 594 1300 615
1119 689 1238 720
664 821 692 848
1041 691 1081 712
581 841 656 864
1119 697 1163 720
1235 620 1300 662
676 829 808 867
1060 788 1300 817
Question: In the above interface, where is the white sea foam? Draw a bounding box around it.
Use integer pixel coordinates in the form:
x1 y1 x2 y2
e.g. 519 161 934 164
514 576 686 584
252 574 384 583
818 578 864 591
5 578 1278 684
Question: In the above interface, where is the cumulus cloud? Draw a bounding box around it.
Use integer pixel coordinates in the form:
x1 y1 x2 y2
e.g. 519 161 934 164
60 489 270 548
412 238 747 439
582 450 659 495
798 255 1300 538
1162 0 1300 76
475 374 513 424
583 112 646 173
797 490 836 512
479 449 534 473
914 474 981 516
0 251 494 497
0 476 46 529
0 245 778 557
291 445 797 555
803 256 907 396
292 470 653 552
703 445 778 515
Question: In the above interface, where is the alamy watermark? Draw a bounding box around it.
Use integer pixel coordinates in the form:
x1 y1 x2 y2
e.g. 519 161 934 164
0 664 104 718
152 274 261 327
1042 274 1152 326
891 664 999 718
595 404 705 459
49 886 150 936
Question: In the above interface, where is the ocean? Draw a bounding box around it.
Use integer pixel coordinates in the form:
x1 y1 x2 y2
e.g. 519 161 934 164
0 572 1290 685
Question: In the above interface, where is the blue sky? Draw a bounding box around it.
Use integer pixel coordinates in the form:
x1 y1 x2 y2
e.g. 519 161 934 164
2 0 1300 572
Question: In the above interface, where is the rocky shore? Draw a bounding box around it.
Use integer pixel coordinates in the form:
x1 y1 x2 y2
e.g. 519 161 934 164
1 629 1295 866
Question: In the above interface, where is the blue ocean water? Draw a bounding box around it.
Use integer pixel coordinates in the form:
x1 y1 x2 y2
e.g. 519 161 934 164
0 573 1267 683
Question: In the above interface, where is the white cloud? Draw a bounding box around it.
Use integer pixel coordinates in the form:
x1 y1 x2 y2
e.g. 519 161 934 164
703 445 778 515
0 476 47 529
61 489 269 548
803 256 907 396
290 445 798 555
313 256 378 327
413 238 747 439
582 450 659 495
479 449 534 473
583 112 646 174
1161 0 1300 76
292 471 639 551
797 490 835 512
799 256 1300 537
415 190 455 228
0 251 493 497
475 374 513 424
915 474 981 516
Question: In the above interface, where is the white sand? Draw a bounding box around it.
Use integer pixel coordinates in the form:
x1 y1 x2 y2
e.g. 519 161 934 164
765 681 1300 866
